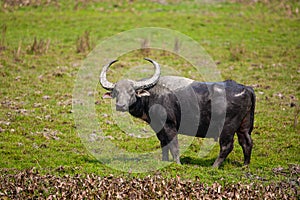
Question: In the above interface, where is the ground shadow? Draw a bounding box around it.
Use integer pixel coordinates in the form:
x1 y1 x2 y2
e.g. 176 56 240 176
180 156 215 167
180 156 243 168
84 155 243 169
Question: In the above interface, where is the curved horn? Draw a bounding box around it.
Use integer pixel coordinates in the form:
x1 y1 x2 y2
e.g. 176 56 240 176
99 60 118 90
132 58 161 90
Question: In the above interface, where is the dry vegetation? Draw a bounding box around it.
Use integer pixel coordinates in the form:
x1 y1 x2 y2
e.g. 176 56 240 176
0 167 299 199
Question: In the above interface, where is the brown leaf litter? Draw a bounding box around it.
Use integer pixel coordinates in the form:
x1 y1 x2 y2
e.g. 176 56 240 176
0 168 299 200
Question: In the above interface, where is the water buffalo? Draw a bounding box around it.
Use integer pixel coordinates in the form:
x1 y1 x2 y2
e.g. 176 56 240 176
100 58 255 167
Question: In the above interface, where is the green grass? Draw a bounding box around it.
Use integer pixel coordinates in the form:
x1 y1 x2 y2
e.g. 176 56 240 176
0 0 299 185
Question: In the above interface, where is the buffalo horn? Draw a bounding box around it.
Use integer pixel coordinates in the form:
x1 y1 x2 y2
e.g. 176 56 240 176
100 58 161 91
99 60 118 90
132 58 161 90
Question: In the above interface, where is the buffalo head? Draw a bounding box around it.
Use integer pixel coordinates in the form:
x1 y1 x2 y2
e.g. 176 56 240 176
100 58 161 111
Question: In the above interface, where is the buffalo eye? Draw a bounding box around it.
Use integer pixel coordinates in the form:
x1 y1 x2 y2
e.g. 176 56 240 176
111 90 118 98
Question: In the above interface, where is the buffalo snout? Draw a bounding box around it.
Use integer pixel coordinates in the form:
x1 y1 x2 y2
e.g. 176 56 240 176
116 102 128 112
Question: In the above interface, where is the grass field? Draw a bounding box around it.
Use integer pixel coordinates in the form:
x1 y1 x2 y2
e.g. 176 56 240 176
0 0 299 198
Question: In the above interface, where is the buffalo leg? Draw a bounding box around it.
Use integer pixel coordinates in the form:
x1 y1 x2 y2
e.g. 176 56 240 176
168 135 181 164
237 113 253 165
161 142 170 161
212 127 235 168
237 132 253 165
156 125 180 164
157 132 169 161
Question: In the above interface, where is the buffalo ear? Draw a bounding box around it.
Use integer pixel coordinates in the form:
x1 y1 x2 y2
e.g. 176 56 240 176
102 92 112 99
136 90 150 97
